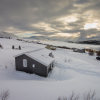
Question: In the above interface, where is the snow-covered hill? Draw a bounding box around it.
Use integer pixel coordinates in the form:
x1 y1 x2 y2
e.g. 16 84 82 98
0 38 100 100
37 39 100 50
0 31 17 39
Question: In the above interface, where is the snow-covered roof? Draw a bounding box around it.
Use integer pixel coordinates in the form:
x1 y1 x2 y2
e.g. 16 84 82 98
16 49 54 66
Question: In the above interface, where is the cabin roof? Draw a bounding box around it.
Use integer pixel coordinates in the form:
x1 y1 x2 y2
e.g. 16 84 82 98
15 49 54 66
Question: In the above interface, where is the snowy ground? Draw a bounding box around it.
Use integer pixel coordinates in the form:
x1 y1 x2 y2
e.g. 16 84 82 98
39 39 100 50
0 38 100 100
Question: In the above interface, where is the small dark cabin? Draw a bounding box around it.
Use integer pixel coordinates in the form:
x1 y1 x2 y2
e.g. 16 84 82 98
15 49 55 77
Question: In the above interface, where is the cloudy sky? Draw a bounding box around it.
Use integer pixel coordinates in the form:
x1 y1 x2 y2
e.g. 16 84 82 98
0 0 100 41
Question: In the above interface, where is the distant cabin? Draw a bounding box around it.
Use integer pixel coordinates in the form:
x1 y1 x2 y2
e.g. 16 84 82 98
15 49 55 77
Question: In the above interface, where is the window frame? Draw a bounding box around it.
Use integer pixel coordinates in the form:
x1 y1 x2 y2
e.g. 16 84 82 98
23 59 27 67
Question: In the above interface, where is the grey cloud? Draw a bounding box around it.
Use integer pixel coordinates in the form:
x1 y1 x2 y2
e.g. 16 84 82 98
0 0 100 41
0 0 77 31
75 0 91 4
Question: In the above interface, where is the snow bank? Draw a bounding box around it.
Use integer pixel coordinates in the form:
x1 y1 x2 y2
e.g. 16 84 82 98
0 38 100 100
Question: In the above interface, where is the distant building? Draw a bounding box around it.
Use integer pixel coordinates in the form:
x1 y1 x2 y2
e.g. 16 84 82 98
15 49 55 77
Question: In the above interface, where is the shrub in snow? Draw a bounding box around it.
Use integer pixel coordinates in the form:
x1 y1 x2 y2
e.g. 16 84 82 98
49 52 54 58
80 49 85 53
46 45 51 49
57 46 71 49
0 90 9 100
96 56 100 61
96 51 100 56
0 44 3 49
73 48 85 53
88 49 94 56
19 45 21 50
5 66 7 69
46 45 56 50
58 91 96 100
64 58 71 63
12 45 14 49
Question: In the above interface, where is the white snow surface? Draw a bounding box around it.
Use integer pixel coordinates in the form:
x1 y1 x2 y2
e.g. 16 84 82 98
0 38 100 100
39 39 100 50
26 49 54 66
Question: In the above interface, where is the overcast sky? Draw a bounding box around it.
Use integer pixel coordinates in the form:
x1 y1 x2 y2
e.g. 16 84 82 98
0 0 100 41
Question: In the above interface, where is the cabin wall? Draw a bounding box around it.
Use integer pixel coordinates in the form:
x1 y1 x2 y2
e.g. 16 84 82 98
15 54 34 73
48 62 54 73
15 54 48 77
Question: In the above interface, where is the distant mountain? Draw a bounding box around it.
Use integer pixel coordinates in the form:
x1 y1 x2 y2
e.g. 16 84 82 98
0 31 17 39
26 35 75 41
24 36 49 40
25 34 100 44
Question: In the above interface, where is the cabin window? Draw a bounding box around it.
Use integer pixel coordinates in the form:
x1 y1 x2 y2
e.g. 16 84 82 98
23 59 27 67
32 64 35 68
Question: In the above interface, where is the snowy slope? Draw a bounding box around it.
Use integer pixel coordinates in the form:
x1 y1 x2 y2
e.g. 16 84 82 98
0 31 17 38
0 38 100 100
25 39 100 50
41 40 100 50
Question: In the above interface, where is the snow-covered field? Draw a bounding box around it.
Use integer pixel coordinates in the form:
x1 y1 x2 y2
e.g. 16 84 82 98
0 38 100 100
39 39 100 50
